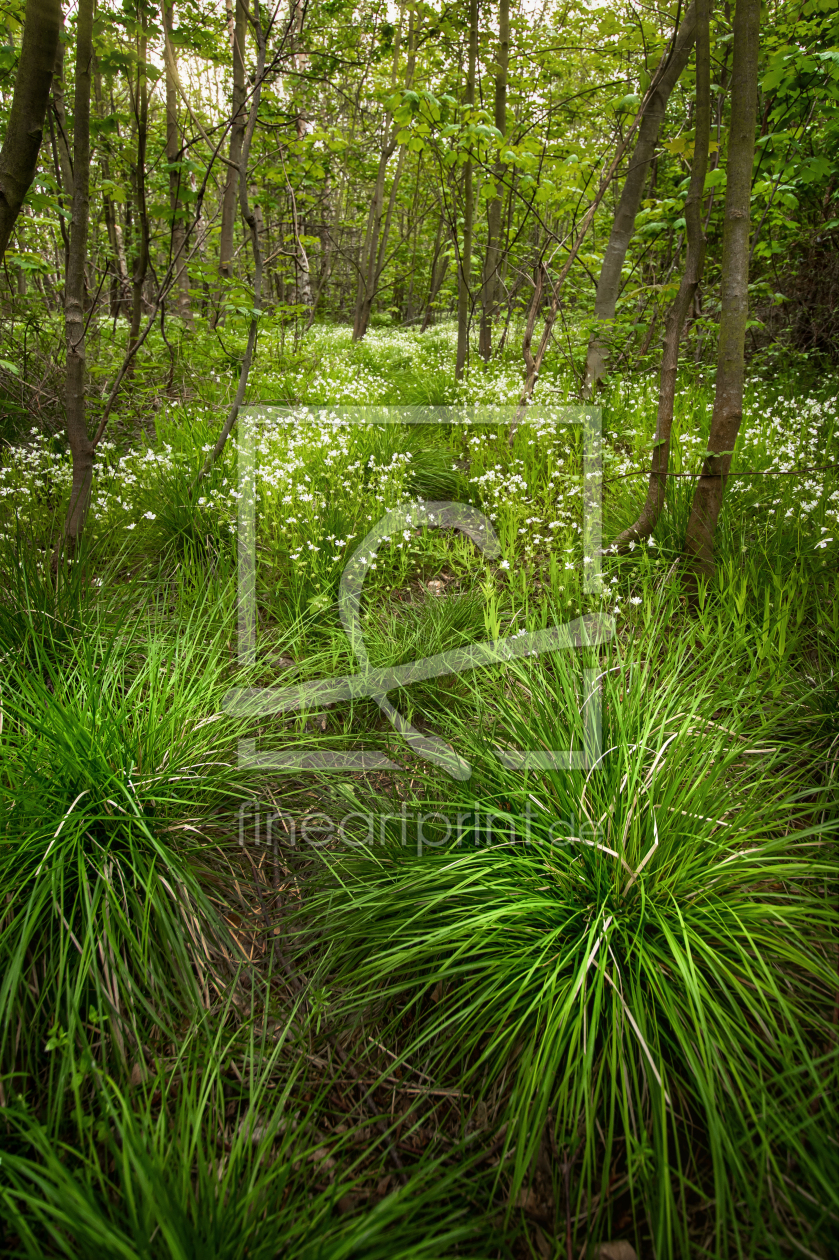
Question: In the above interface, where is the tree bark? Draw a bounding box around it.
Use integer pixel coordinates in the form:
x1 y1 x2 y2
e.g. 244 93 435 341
214 0 246 326
479 0 509 361
50 31 73 277
128 11 150 362
514 47 698 428
683 0 760 585
0 0 61 259
61 0 94 557
613 0 711 551
289 0 313 316
163 0 193 327
200 6 267 479
94 65 130 318
352 5 415 342
456 0 478 380
584 0 698 396
420 210 445 331
352 141 393 339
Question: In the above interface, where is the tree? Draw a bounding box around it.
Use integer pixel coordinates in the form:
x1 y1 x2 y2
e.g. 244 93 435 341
215 0 246 326
351 5 415 343
48 18 73 279
128 6 150 360
163 0 193 327
478 0 509 361
516 49 694 423
613 0 711 551
584 0 697 396
455 0 477 381
0 0 61 259
683 0 761 584
200 0 267 478
94 62 131 318
61 0 94 556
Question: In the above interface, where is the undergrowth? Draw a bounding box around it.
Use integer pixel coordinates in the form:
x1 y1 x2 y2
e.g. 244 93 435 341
0 324 836 1258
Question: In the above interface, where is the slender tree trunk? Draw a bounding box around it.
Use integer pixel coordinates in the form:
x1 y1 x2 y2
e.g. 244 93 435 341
456 0 478 380
584 0 698 395
303 217 334 334
50 31 73 278
402 176 422 323
128 14 150 361
192 168 210 316
214 0 246 326
352 5 415 342
0 0 61 257
94 65 130 318
516 77 686 426
61 0 94 557
293 113 313 312
290 0 313 315
479 0 509 361
373 148 406 284
112 215 130 314
352 145 391 339
420 212 445 332
200 8 267 479
683 0 760 584
613 0 711 551
163 0 193 327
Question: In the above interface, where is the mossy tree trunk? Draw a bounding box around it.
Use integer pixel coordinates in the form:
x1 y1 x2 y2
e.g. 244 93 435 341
0 0 61 258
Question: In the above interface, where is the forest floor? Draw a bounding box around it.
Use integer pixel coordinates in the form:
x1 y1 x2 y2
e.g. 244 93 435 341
0 319 837 1259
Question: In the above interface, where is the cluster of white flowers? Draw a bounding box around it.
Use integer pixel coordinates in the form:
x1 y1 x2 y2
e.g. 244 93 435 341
727 392 839 545
0 430 177 535
601 379 838 550
1 328 835 609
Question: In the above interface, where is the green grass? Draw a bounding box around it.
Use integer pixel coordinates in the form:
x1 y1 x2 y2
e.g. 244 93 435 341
0 322 837 1257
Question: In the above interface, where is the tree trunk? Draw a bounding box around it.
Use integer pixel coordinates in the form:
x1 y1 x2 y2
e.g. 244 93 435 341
50 32 73 276
683 0 760 585
479 0 509 361
94 65 130 318
214 0 246 326
0 0 61 258
291 0 312 316
613 0 711 551
200 8 267 479
128 13 150 361
352 5 415 342
456 0 478 381
61 0 94 557
293 110 313 313
163 0 193 328
402 177 422 323
515 56 693 427
352 144 391 339
584 0 698 396
192 167 210 316
420 212 446 331
453 0 473 378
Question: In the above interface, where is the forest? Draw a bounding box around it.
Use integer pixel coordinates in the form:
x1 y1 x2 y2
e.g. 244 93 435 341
0 0 837 1256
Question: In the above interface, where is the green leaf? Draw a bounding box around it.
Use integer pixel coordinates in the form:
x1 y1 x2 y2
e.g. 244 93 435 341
613 93 641 113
